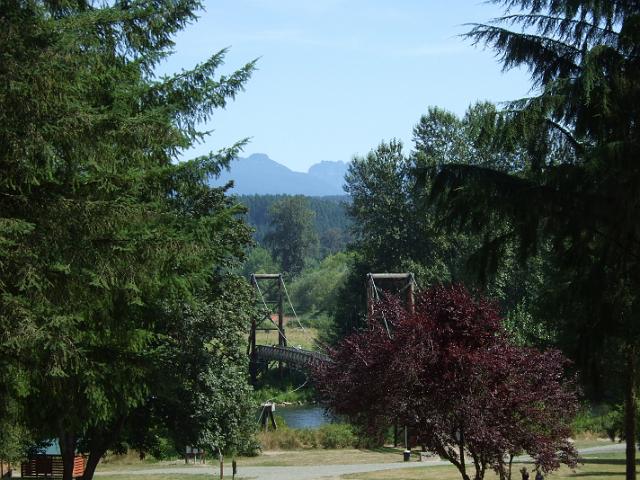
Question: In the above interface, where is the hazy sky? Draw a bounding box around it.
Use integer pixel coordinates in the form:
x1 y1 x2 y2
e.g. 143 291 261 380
160 0 533 172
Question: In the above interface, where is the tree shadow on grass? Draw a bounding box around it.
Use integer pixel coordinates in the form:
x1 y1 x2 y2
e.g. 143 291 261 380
367 446 402 454
579 458 640 465
569 472 621 477
567 457 640 477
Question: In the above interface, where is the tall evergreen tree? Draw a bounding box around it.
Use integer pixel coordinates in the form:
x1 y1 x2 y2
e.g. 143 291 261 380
0 1 256 478
264 196 319 275
431 2 640 477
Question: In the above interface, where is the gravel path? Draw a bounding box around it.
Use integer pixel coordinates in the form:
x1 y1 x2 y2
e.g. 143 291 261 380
95 443 627 480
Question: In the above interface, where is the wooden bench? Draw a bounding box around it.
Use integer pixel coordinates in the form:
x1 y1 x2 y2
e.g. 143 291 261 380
21 454 85 478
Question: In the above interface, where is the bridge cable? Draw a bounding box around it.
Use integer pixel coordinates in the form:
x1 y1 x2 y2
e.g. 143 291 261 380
259 376 309 415
281 280 307 334
254 279 290 344
369 277 392 339
281 279 330 350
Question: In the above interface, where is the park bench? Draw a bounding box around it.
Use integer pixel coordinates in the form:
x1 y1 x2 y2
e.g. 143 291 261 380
21 454 85 479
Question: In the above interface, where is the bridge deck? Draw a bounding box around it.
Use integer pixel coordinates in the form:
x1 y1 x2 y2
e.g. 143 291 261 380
254 345 330 368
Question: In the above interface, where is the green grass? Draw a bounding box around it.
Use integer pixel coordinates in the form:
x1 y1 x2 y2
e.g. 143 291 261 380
96 476 250 480
341 452 634 480
96 448 406 472
97 476 209 480
256 423 358 450
255 325 319 352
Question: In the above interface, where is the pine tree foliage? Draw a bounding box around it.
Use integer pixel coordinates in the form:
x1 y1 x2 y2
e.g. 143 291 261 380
430 1 640 477
264 196 319 275
0 1 256 477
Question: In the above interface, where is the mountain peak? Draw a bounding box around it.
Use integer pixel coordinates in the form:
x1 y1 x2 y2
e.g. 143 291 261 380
211 154 349 196
246 153 271 162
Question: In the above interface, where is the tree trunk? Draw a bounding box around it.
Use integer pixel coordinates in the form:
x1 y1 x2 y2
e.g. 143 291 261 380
82 448 107 480
459 430 470 480
81 417 127 480
626 345 637 480
58 432 77 480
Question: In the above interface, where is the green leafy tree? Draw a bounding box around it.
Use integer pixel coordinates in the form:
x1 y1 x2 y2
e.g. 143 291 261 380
333 134 472 338
240 246 281 278
431 1 640 477
264 196 319 275
0 1 256 478
290 252 353 315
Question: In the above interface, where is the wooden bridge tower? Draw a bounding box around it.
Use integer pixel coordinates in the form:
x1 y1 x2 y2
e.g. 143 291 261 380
249 273 286 383
366 272 416 450
366 272 416 319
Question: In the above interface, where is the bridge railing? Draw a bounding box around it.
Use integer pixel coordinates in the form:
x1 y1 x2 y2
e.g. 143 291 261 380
254 345 330 368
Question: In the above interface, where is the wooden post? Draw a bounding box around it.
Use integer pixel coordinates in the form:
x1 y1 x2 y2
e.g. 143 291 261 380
278 275 285 348
249 317 257 384
249 274 259 384
366 274 374 321
278 275 285 377
403 426 411 462
407 274 415 314
393 421 399 447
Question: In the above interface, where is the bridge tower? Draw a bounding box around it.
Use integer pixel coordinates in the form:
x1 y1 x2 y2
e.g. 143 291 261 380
366 272 416 450
366 273 416 319
249 273 286 383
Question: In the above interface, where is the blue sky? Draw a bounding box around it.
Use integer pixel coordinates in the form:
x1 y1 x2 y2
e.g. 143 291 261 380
160 1 533 172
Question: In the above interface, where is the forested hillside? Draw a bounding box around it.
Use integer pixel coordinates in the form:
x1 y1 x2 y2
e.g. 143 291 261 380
238 194 351 251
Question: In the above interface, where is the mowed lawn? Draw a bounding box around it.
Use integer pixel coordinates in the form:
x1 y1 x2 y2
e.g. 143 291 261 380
341 452 634 480
97 447 405 472
254 323 319 351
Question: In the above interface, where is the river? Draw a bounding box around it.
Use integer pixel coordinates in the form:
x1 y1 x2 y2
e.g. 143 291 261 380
271 404 337 429
42 405 334 456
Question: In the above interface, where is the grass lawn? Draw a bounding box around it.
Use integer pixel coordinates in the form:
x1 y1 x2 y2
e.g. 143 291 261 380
96 476 223 480
341 452 634 480
255 325 319 351
96 447 405 472
236 447 405 467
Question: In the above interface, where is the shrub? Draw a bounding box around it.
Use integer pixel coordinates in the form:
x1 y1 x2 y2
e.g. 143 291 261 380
318 424 357 449
572 405 617 438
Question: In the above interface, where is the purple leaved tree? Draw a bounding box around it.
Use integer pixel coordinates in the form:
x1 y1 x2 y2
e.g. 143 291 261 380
314 285 578 480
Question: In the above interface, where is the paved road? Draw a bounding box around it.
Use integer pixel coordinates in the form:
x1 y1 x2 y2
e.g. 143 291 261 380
95 443 627 480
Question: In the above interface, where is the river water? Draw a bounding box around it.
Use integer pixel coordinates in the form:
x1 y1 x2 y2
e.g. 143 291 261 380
270 404 337 429
43 406 334 456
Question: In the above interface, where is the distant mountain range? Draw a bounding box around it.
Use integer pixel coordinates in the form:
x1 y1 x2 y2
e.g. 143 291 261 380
211 153 349 196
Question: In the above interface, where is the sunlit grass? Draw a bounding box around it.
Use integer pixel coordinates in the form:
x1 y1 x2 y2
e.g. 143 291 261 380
341 452 634 480
254 324 319 351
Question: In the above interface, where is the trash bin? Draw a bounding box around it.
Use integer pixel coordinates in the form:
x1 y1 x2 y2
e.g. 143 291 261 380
403 450 411 462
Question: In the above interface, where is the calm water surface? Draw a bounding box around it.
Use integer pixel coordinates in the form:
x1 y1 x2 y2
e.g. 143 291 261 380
269 404 338 429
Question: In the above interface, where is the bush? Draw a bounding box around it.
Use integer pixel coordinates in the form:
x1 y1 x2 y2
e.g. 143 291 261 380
256 423 359 450
572 404 619 438
256 427 303 450
317 424 357 449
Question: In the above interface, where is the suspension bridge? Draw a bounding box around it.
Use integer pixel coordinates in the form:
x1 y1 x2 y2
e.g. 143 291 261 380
247 272 416 379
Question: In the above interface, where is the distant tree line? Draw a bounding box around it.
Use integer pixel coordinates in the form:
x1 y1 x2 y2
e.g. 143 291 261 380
238 194 352 258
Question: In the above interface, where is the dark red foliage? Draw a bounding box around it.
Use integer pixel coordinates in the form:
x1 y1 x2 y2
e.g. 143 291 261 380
313 285 578 480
